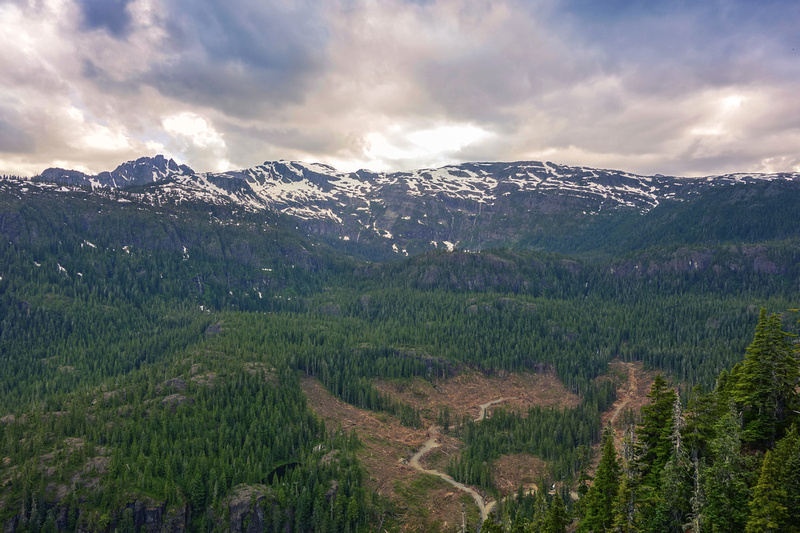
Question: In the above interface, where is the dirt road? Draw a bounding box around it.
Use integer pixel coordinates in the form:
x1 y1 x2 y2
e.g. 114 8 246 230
407 396 517 525
475 397 516 422
609 365 637 425
408 426 494 524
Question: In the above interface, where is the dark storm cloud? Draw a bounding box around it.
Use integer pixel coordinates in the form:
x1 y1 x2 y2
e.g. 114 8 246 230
77 0 135 37
221 120 349 165
81 59 139 95
143 0 329 117
556 0 800 90
0 117 35 154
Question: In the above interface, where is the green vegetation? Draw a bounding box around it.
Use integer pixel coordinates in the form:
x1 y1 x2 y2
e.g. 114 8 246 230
574 310 800 533
1 180 799 531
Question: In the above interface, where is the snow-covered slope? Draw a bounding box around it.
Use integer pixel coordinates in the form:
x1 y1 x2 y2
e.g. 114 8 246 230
16 156 800 255
40 155 193 189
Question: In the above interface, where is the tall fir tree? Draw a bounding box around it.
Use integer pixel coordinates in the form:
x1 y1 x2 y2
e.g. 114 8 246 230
542 492 570 533
745 449 788 533
649 397 692 533
637 375 677 488
683 384 719 461
612 427 642 533
579 426 620 533
746 426 800 533
701 403 754 533
733 309 798 447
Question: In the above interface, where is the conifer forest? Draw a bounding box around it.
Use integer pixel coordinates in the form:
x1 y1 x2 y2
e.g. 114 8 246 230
1 173 799 532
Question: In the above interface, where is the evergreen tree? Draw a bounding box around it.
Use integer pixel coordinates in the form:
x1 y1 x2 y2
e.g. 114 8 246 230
649 397 691 533
612 428 641 533
579 426 620 533
482 512 505 533
745 450 788 533
746 426 800 533
683 385 719 461
701 403 753 532
527 488 550 533
637 375 677 487
733 309 798 447
542 492 569 533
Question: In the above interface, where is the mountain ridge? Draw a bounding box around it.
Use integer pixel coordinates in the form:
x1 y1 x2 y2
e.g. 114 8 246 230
1 156 800 533
11 155 800 257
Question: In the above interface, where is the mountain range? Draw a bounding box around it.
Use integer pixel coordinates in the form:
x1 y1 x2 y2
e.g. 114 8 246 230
20 155 800 258
2 155 800 533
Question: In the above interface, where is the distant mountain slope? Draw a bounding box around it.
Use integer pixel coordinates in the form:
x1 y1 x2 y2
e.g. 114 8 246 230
40 155 193 188
0 178 355 312
2 157 799 533
14 156 800 257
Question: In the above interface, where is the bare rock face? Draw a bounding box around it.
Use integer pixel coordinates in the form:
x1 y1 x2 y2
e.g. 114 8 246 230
162 377 188 391
134 503 166 533
33 155 800 257
74 501 187 533
223 485 269 533
3 498 189 533
40 156 193 189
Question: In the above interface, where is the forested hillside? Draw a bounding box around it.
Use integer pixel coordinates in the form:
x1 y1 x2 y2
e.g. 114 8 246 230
1 173 798 532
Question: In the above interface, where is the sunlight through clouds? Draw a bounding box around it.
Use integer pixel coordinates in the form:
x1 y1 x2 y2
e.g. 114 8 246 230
361 124 493 171
162 112 233 172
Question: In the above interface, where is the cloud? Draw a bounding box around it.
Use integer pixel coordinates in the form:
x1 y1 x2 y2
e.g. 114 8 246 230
0 0 798 177
0 118 35 154
77 0 135 37
162 111 233 172
142 0 329 117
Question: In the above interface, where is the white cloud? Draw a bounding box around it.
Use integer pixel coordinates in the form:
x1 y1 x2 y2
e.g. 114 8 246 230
162 112 233 172
356 123 493 171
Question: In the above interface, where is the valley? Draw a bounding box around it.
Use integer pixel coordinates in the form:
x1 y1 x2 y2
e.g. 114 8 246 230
0 157 799 532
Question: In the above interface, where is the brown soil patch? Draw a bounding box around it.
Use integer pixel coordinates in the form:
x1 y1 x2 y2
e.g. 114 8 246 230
375 370 580 424
491 453 547 496
588 360 656 476
300 377 473 532
64 437 84 449
601 360 656 435
418 432 463 473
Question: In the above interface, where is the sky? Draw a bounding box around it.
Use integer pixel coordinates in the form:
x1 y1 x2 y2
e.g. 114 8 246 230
1 0 799 177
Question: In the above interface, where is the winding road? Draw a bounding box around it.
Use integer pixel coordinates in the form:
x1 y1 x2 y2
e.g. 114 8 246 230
609 364 637 425
405 397 517 525
476 397 516 422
